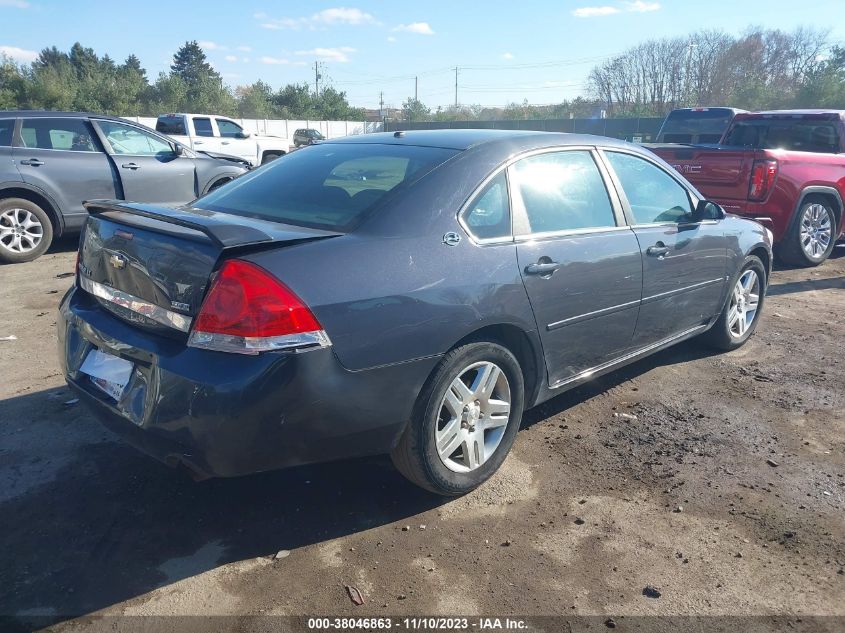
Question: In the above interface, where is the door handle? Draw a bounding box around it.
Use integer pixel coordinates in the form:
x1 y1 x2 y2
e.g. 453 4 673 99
525 261 561 276
221 141 230 145
647 244 670 257
194 141 204 145
20 158 44 167
121 163 140 170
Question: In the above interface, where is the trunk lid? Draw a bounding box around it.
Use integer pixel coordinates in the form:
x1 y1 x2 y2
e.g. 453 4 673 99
647 144 760 201
79 201 340 335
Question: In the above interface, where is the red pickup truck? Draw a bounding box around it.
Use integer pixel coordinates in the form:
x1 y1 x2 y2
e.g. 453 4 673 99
649 110 845 266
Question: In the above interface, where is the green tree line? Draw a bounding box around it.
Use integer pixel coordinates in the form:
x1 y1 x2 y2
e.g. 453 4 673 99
0 40 366 120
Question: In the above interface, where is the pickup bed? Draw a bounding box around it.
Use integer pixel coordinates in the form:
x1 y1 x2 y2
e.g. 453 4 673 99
649 110 845 266
156 113 289 167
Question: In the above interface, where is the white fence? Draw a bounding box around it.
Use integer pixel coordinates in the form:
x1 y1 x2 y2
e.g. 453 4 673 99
122 116 383 140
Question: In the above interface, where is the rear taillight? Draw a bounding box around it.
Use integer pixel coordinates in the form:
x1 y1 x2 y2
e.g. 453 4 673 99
188 259 330 355
748 159 778 201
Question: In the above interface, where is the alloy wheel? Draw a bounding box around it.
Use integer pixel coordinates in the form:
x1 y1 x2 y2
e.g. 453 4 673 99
435 361 511 473
0 208 44 254
728 269 761 339
800 203 832 260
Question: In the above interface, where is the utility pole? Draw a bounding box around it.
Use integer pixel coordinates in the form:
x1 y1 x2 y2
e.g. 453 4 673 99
415 76 418 102
314 61 320 95
379 91 384 121
454 67 458 108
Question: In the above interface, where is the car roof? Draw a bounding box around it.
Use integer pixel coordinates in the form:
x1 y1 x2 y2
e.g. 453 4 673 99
736 109 845 119
324 129 634 151
0 110 132 123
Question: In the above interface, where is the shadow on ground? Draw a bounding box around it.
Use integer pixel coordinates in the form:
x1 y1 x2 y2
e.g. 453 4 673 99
0 338 718 625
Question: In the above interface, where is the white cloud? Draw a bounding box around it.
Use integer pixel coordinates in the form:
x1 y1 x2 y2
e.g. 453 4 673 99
0 44 37 62
392 22 434 35
573 6 619 17
236 45 252 52
314 7 376 25
386 36 397 43
224 54 238 62
260 56 292 65
295 46 356 63
573 1 660 17
0 0 29 7
199 40 226 51
259 7 377 30
625 0 660 11
502 52 514 60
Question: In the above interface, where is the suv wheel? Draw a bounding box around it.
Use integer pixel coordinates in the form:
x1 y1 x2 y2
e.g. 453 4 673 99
261 152 281 164
391 342 525 496
779 197 837 267
702 255 766 350
0 198 53 264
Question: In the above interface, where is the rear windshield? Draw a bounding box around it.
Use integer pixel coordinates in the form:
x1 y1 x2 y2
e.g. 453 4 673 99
156 116 187 135
195 143 459 231
658 109 737 144
723 119 841 154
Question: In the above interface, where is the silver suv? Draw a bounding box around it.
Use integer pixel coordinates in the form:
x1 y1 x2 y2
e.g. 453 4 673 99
0 111 249 263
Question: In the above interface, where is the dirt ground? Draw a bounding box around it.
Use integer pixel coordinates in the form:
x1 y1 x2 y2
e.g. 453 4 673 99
0 238 843 632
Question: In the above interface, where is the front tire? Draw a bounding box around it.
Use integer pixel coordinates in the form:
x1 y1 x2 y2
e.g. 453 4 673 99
391 342 525 496
0 198 53 264
778 197 837 267
702 255 766 351
261 152 282 165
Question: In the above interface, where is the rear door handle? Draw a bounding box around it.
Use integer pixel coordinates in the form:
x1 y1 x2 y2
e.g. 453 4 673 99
121 163 140 170
221 141 230 145
20 158 44 167
525 261 561 276
647 245 670 257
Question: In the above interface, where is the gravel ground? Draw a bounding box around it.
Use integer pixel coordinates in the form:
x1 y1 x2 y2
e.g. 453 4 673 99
0 239 843 631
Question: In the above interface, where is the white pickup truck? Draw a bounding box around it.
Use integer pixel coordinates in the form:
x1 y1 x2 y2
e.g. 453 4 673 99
155 113 290 167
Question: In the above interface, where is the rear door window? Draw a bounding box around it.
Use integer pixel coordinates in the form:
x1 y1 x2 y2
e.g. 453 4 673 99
20 118 98 152
196 143 458 231
193 118 214 137
0 119 13 146
510 150 616 234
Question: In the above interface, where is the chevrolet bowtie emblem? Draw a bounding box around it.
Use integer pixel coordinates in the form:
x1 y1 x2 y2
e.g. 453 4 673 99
109 254 127 270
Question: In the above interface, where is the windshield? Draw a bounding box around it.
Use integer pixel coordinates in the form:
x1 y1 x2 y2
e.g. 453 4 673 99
658 109 737 144
195 143 458 231
723 119 841 153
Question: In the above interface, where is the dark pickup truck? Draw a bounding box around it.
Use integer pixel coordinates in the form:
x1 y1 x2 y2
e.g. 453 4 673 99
649 110 845 266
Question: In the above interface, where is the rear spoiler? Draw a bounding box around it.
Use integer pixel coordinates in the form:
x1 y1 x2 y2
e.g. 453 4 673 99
84 200 341 249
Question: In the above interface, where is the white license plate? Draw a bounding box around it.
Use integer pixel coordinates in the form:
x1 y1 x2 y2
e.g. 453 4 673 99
79 349 134 401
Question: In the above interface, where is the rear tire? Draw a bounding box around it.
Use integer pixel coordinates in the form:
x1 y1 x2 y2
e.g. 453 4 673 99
777 197 837 267
701 255 766 351
391 342 524 496
0 198 53 264
261 152 281 165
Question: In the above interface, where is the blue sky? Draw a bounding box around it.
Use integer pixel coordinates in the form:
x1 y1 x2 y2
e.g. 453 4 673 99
1 0 843 110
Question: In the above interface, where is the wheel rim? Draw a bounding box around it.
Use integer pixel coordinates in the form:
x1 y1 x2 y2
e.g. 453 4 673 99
799 203 832 260
728 269 761 339
0 208 44 253
435 361 511 473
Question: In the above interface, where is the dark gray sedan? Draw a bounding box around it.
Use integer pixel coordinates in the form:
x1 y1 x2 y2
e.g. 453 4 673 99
58 130 772 495
0 111 250 263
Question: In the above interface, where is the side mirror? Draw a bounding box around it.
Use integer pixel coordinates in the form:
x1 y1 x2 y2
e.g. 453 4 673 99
172 143 184 156
691 200 725 222
237 132 251 139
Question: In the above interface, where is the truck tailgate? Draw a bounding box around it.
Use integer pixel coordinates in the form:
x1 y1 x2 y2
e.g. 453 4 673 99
647 145 760 201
